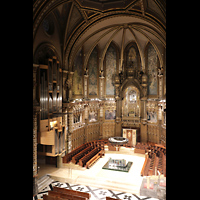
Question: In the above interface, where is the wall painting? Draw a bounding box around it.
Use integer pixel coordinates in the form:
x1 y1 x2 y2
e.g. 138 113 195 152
88 48 98 96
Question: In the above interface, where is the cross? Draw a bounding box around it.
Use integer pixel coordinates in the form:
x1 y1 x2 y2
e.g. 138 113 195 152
76 187 84 191
99 191 107 195
124 194 132 200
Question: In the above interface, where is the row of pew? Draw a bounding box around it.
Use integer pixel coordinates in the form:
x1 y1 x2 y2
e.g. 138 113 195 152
42 186 90 200
140 143 166 177
40 186 121 200
63 139 107 169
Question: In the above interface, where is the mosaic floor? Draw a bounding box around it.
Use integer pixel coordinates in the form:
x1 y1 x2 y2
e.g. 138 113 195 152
35 179 159 200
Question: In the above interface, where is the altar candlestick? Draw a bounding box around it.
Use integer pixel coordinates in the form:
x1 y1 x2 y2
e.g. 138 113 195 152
147 176 150 189
155 167 157 176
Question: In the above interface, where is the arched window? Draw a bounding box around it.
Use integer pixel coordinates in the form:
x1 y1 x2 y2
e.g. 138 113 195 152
105 44 117 96
88 47 98 96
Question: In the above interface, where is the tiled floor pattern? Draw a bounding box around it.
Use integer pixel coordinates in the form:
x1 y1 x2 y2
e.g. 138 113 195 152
35 180 159 200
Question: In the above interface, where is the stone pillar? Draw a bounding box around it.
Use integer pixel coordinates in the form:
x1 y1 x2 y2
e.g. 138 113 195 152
99 70 105 99
62 70 68 102
66 71 74 102
115 74 122 137
62 107 67 153
33 108 39 196
84 103 89 142
67 105 73 153
33 64 39 104
158 69 163 100
84 73 89 100
115 97 122 137
140 73 148 143
57 155 62 168
33 64 39 197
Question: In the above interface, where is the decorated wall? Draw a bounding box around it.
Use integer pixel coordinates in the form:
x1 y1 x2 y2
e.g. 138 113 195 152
73 49 83 95
105 45 116 96
88 47 98 96
147 43 158 96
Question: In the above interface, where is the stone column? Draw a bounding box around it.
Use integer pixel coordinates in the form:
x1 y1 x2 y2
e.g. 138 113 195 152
158 68 163 100
84 73 89 100
57 155 62 168
62 107 67 153
33 108 39 196
99 70 105 99
33 64 39 104
67 105 73 153
115 92 122 137
140 73 148 143
114 74 122 137
66 71 74 102
62 70 68 102
33 64 39 197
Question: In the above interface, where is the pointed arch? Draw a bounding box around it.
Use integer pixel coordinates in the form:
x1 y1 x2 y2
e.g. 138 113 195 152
33 42 60 65
88 46 99 97
123 41 142 77
104 42 118 97
144 41 159 97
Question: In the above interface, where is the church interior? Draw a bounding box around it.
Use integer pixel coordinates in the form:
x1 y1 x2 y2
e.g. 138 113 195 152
33 0 166 199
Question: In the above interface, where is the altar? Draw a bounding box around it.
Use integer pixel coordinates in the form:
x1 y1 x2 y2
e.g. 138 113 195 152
102 158 133 172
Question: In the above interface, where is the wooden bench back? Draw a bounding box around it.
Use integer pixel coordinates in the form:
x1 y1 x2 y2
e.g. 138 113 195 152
53 186 91 199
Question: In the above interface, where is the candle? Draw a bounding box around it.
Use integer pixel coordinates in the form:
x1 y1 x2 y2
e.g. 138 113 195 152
147 176 150 189
155 167 157 176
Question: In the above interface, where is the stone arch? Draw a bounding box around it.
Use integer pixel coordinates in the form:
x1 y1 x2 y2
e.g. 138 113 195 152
33 42 60 65
121 79 143 99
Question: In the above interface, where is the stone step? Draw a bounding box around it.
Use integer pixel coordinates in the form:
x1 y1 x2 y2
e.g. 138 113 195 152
37 175 54 193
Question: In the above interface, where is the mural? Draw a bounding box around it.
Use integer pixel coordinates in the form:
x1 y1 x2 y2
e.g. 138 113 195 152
126 46 137 69
105 110 116 120
72 49 83 95
106 45 116 96
147 44 158 95
88 48 98 96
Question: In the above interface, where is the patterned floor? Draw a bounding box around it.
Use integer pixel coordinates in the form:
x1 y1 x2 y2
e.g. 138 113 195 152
34 179 159 200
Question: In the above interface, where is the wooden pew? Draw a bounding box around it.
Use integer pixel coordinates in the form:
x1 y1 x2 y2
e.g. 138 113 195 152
106 197 122 200
148 153 156 176
157 151 163 174
144 158 151 176
53 186 91 199
141 157 148 176
71 145 93 164
63 143 88 163
152 156 159 175
79 147 101 167
48 190 88 200
43 194 62 200
134 148 145 154
85 149 105 169
162 154 166 177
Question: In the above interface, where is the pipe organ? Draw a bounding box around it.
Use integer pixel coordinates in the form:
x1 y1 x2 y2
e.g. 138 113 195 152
37 57 66 159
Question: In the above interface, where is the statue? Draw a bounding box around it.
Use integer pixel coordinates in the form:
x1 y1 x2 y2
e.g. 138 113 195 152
84 68 88 76
99 69 104 77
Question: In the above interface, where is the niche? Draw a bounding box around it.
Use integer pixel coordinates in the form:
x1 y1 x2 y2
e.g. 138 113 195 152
122 86 140 117
89 111 98 122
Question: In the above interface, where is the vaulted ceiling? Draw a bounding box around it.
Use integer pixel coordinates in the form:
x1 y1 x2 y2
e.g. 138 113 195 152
33 0 166 70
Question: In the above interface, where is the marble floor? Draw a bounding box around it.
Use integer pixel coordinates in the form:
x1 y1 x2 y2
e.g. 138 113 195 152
35 179 159 200
36 146 159 200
